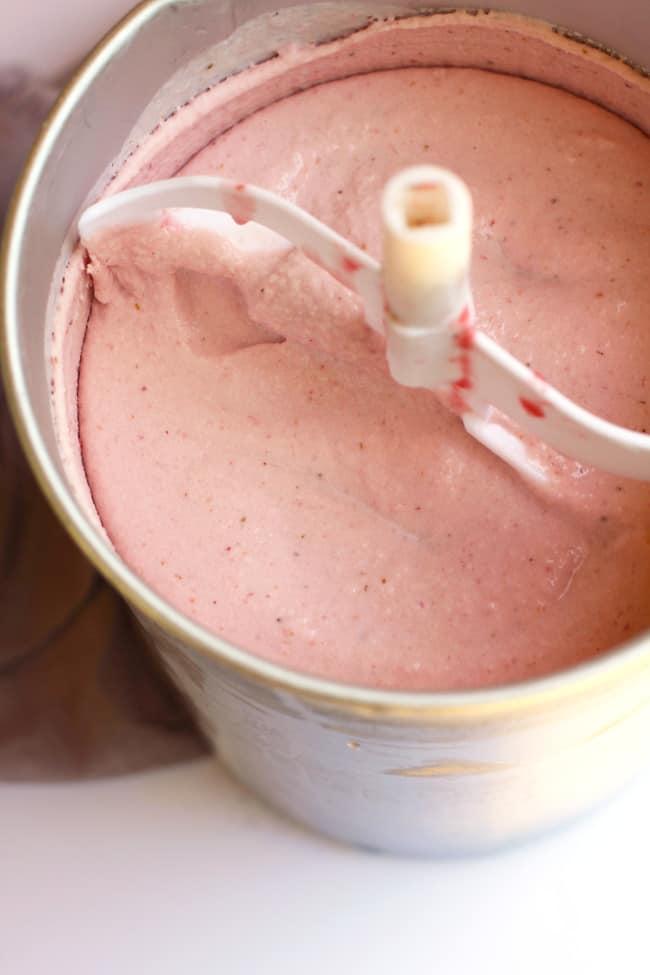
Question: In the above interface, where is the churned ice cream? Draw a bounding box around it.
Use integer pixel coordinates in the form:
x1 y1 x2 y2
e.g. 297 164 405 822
55 12 650 690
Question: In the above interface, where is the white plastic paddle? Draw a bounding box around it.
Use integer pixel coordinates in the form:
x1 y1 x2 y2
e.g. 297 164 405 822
78 168 650 483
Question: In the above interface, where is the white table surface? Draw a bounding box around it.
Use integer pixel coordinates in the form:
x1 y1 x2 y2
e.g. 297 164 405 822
3 756 650 974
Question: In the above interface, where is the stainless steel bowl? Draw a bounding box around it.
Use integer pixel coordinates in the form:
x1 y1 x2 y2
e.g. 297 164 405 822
2 0 649 855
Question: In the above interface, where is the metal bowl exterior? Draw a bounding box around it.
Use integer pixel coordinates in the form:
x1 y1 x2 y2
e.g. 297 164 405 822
2 0 650 855
142 610 650 855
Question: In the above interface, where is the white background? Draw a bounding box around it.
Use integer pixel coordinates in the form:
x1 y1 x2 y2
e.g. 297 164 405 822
1 0 136 79
3 758 650 974
2 3 650 971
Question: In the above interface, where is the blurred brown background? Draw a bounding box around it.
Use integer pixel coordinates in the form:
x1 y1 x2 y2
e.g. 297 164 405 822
0 67 204 780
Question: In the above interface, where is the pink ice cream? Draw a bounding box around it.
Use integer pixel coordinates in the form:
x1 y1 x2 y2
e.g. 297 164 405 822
72 20 650 691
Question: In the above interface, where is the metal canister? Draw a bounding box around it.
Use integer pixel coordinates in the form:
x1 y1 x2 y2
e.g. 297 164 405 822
2 0 649 855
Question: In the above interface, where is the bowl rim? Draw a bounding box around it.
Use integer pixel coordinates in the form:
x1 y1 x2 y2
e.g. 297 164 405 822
2 0 649 723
